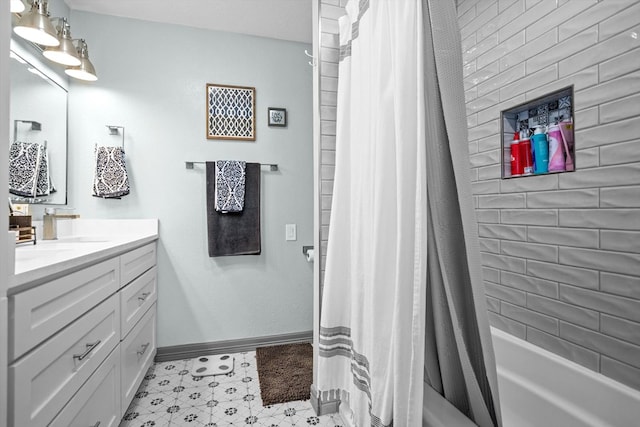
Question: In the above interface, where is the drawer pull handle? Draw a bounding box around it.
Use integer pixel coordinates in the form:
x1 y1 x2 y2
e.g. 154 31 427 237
137 342 151 356
73 340 101 361
138 292 151 302
91 422 101 427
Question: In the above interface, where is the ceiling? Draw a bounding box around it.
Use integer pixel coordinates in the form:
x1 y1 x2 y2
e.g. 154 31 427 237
64 0 313 44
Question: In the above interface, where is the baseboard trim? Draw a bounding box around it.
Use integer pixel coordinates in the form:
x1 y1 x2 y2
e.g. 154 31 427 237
155 330 313 362
310 384 341 416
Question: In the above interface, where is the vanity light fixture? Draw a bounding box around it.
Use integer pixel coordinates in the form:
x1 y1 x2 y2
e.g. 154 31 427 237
64 39 98 81
11 0 26 13
43 19 81 67
13 0 59 47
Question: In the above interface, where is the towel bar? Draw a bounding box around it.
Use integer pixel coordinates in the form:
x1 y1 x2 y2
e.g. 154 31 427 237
185 161 278 171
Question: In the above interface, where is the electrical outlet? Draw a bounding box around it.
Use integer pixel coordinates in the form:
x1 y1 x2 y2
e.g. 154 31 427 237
286 224 297 241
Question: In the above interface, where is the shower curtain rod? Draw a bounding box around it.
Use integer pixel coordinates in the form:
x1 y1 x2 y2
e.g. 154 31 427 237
185 161 278 171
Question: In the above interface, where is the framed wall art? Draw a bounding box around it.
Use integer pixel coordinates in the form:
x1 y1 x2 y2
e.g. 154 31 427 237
267 107 287 127
206 83 256 140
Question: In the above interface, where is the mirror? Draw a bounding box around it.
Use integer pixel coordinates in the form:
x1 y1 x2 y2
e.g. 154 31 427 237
9 41 67 204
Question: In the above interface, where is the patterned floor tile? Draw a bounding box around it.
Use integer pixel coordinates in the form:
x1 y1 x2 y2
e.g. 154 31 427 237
210 399 252 425
175 387 214 408
120 352 343 427
183 358 196 372
153 360 187 377
145 375 184 394
240 391 259 406
251 416 294 427
327 415 344 427
250 402 314 425
248 398 283 419
293 410 343 427
213 381 249 402
119 410 172 427
215 369 243 384
180 373 212 389
243 375 261 397
128 389 178 415
168 405 212 426
241 353 258 372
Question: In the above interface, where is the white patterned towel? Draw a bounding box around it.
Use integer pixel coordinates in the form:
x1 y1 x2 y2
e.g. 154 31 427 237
214 160 246 213
92 145 130 198
9 141 42 198
35 144 55 196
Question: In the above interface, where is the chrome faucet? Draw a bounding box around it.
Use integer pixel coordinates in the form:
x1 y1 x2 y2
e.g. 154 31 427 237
43 208 80 240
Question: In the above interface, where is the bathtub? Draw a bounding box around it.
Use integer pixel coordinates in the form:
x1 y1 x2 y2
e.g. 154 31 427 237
423 327 640 427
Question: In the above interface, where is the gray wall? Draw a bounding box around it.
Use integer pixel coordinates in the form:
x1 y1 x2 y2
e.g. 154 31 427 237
67 11 314 347
459 0 640 391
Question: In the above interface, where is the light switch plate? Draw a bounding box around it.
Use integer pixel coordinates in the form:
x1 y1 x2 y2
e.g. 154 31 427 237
286 224 297 241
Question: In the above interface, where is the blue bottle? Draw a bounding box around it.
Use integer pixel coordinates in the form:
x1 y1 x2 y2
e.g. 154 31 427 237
532 126 549 174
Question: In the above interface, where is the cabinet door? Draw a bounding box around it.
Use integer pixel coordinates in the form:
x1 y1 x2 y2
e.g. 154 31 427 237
120 242 156 286
49 347 121 427
9 294 120 427
121 303 156 414
121 266 157 339
10 257 120 361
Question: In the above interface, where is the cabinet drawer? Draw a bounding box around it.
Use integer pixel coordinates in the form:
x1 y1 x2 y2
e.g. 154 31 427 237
121 266 157 339
10 294 120 427
50 347 121 427
120 242 156 286
10 257 120 361
121 303 156 414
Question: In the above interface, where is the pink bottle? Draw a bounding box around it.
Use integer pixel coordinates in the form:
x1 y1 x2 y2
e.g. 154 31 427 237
547 124 565 172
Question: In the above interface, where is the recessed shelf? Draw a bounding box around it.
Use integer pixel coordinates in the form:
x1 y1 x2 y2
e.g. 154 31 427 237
501 86 575 179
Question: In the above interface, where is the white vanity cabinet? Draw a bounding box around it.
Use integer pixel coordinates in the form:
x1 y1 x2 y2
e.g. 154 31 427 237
8 240 158 427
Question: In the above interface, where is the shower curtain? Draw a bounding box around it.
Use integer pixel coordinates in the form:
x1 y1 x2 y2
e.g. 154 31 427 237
317 1 502 426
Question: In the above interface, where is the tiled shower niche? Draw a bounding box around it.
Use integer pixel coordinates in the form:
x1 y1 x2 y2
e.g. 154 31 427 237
501 86 575 179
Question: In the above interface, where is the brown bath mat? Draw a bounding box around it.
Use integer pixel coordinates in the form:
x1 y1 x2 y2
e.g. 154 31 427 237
256 342 313 406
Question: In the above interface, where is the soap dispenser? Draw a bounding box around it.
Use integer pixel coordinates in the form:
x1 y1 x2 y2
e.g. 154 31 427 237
43 207 57 240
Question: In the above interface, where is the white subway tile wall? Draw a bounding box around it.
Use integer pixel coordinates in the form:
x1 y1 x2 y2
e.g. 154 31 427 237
459 0 640 391
319 0 347 284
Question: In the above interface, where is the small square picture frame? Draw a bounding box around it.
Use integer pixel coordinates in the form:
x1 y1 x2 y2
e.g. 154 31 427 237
267 107 287 127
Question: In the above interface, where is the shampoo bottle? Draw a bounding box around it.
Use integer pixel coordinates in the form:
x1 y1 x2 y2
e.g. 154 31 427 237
532 126 549 174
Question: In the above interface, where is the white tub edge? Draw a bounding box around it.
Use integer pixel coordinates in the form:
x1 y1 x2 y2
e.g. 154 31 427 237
492 326 640 427
335 327 640 427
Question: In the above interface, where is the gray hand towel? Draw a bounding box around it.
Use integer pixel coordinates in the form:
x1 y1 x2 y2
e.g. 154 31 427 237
207 162 261 257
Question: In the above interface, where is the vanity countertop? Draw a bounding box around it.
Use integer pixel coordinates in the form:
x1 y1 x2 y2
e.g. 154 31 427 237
11 219 158 294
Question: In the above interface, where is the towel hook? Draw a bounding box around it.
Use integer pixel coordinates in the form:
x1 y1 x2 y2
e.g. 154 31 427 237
304 49 316 67
106 125 125 149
